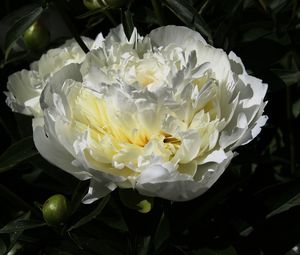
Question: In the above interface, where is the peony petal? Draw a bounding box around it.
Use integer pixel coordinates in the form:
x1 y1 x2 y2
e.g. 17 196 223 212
136 151 234 201
149 25 207 48
32 118 91 181
199 148 228 164
5 70 43 116
82 179 116 204
37 38 92 79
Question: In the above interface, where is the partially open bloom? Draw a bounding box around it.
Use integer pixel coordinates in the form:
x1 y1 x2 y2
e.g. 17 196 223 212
6 25 268 203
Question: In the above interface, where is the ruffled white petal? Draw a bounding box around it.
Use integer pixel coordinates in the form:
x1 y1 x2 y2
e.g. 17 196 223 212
17 25 267 202
5 70 43 116
33 118 91 181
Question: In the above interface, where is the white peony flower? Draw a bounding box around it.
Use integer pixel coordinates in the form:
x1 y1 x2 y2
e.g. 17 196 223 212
9 25 268 203
5 37 94 117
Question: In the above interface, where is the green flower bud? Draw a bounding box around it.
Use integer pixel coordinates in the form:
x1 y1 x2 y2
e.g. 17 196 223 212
83 0 125 10
42 194 69 226
83 0 101 10
119 189 153 213
23 21 50 51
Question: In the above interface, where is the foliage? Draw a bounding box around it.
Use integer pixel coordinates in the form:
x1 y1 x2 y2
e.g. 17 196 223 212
0 0 299 254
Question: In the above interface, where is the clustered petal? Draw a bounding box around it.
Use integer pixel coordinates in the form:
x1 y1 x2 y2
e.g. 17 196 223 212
6 25 268 202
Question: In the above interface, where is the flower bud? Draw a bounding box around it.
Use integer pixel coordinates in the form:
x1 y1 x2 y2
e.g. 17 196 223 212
23 21 50 51
42 194 69 226
119 189 153 213
83 0 101 10
83 0 125 10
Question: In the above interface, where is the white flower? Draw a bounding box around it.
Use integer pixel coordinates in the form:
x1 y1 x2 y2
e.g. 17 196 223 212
5 37 94 117
11 25 268 203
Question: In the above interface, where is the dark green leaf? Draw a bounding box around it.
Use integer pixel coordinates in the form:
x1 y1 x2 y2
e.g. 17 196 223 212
0 50 29 68
68 232 124 255
6 212 31 251
134 7 159 25
0 219 46 233
68 195 110 231
53 0 89 53
253 181 300 216
273 69 300 86
70 180 90 215
76 8 106 19
137 236 151 255
0 239 7 255
292 98 300 118
191 246 238 255
153 212 170 252
97 215 128 232
86 14 105 28
123 10 134 41
248 207 300 254
0 185 39 216
267 192 300 218
0 136 38 174
162 0 212 44
97 198 128 232
151 0 166 25
4 7 43 60
30 155 78 194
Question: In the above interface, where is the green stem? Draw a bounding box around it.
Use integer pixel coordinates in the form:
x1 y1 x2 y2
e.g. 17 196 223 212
53 0 89 54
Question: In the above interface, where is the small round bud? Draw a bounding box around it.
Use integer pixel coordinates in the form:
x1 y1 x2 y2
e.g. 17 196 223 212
83 0 101 10
119 189 153 214
23 21 50 51
83 0 125 10
42 194 69 226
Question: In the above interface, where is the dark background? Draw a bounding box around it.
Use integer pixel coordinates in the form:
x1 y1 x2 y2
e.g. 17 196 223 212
0 0 299 254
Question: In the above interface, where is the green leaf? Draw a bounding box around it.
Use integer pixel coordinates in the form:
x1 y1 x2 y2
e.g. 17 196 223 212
68 232 123 255
248 207 300 254
151 0 166 25
0 239 7 255
6 212 30 251
134 7 159 25
86 14 105 29
68 195 110 231
292 98 300 118
267 192 300 218
162 0 212 44
0 50 29 68
53 0 89 54
30 155 78 194
0 219 46 233
253 181 300 216
4 6 43 60
6 243 22 255
153 212 170 252
96 198 128 232
0 136 38 174
0 212 45 251
123 10 134 41
191 246 238 255
273 69 300 86
137 236 151 255
70 180 90 215
76 8 106 19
